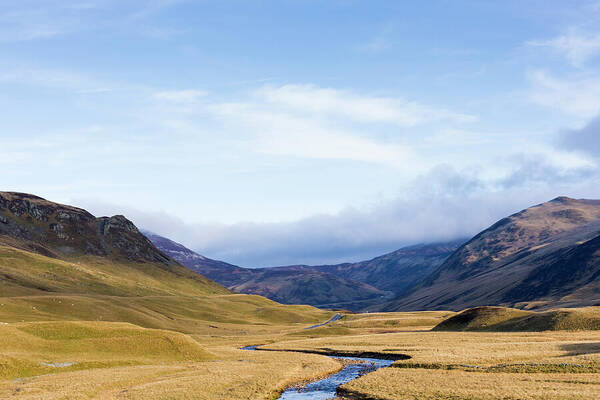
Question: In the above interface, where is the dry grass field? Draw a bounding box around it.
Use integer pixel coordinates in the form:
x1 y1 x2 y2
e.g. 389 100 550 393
3 306 600 399
4 245 600 399
261 312 600 399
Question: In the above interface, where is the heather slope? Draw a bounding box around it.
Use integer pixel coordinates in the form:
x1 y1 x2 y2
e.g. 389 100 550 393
229 267 388 308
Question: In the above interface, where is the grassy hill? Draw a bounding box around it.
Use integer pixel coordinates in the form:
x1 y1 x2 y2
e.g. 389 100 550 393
0 321 215 379
0 193 333 333
433 306 600 331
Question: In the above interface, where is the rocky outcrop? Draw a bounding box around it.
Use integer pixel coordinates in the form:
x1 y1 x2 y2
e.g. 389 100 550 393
0 192 171 263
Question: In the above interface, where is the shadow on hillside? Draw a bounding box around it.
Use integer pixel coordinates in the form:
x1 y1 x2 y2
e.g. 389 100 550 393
560 342 600 356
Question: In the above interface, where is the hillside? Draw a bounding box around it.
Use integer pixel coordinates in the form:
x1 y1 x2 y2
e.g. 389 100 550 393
305 240 465 296
228 267 388 309
433 306 600 331
0 192 332 332
383 197 600 311
142 231 254 287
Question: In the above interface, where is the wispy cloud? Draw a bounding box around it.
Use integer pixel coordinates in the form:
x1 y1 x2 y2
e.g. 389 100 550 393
528 70 600 118
527 29 600 67
255 84 476 126
358 35 390 53
0 63 109 91
356 24 394 54
203 83 476 168
209 101 418 168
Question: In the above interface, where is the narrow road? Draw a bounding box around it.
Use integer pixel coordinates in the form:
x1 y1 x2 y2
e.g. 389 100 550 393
305 313 342 330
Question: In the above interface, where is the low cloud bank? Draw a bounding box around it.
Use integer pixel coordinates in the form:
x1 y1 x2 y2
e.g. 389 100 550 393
76 164 598 268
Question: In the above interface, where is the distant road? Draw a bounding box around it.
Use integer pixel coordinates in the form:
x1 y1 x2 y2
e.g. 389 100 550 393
305 313 343 330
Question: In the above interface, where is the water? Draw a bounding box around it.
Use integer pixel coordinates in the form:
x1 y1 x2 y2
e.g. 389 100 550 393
278 355 393 400
241 346 393 400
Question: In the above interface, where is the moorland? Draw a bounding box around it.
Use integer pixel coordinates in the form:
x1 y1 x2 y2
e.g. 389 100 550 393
3 191 600 399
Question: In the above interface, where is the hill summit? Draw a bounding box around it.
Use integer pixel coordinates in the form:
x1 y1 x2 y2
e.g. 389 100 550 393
0 192 170 263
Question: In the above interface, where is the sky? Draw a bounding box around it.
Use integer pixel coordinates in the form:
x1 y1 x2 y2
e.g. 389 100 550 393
2 0 600 267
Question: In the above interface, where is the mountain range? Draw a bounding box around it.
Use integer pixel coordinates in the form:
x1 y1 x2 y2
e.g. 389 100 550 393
4 191 600 315
148 196 600 313
145 231 464 310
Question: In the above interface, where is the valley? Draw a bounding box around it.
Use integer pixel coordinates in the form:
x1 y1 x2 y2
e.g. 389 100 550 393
3 192 600 399
145 231 464 311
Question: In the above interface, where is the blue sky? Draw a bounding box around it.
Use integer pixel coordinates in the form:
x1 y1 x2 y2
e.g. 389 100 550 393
3 0 600 266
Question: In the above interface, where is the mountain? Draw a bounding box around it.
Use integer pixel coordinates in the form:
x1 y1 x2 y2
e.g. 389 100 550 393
305 240 465 296
0 192 332 330
144 232 387 309
0 191 226 296
382 197 600 311
142 231 253 287
227 266 389 309
146 232 462 310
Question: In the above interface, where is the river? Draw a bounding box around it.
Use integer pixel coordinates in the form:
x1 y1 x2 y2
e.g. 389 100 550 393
241 345 394 399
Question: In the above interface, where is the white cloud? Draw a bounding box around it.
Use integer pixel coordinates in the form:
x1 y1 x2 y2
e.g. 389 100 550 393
528 70 600 118
153 89 208 103
208 97 422 169
256 84 476 126
528 30 600 67
77 163 600 267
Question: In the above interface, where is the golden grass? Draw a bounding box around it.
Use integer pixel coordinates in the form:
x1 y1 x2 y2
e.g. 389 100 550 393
339 311 453 331
264 316 600 400
0 321 215 379
434 306 600 332
5 244 600 399
0 342 341 400
5 310 600 399
0 245 226 298
340 368 600 400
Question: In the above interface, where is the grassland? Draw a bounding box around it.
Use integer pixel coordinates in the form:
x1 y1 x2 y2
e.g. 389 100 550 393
0 243 346 399
0 321 342 400
433 306 600 332
5 244 600 399
260 311 600 399
5 305 600 399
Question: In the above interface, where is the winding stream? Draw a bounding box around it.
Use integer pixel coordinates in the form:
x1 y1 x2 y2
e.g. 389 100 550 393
241 345 394 400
